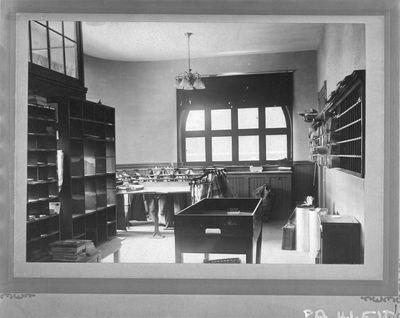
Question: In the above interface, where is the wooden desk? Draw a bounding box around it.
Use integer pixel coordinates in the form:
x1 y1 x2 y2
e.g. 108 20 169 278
174 198 263 264
117 182 190 238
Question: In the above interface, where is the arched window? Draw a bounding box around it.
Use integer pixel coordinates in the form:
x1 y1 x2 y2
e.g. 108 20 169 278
177 73 293 166
178 105 291 165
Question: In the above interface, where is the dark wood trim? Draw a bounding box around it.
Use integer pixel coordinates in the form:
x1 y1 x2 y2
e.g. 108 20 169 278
177 73 293 166
29 62 87 99
28 21 85 90
117 162 309 171
46 21 51 69
61 22 67 76
205 109 212 163
231 107 239 163
28 21 32 63
117 163 179 170
283 105 293 163
117 160 312 168
76 22 85 86
259 107 266 162
293 160 315 165
176 94 183 164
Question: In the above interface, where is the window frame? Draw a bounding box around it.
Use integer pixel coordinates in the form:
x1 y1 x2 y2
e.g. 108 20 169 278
178 103 292 166
28 20 84 82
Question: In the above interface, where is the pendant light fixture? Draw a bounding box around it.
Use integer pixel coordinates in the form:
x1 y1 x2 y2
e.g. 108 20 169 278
175 32 205 90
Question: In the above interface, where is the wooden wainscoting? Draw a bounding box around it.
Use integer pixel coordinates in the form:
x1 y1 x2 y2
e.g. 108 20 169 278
117 162 318 217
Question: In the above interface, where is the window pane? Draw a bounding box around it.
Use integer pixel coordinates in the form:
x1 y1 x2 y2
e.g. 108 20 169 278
212 137 232 161
238 108 259 129
185 110 205 131
239 135 259 161
49 30 64 74
211 109 231 130
266 107 287 128
266 135 287 160
48 21 62 34
65 39 78 78
63 22 76 41
31 22 49 68
186 137 205 162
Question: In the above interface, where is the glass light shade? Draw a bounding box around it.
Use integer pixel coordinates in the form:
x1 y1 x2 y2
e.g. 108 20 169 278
175 77 182 88
182 75 193 90
193 75 205 89
175 33 205 90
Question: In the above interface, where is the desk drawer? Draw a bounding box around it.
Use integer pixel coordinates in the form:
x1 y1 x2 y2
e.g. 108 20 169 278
175 215 254 237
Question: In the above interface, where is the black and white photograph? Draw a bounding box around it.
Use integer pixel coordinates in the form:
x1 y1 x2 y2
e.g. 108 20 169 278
1 0 399 317
23 19 368 266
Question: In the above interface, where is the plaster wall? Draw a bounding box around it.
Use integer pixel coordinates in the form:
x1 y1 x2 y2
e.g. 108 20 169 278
84 50 318 164
317 24 366 223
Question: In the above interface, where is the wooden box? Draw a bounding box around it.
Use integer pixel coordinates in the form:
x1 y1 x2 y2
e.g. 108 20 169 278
174 198 263 263
319 215 362 264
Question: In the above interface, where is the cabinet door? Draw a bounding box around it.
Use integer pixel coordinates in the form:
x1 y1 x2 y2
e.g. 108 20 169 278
321 222 362 264
227 175 248 197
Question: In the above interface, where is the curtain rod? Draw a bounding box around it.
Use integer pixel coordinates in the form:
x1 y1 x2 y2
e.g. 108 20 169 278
203 69 295 78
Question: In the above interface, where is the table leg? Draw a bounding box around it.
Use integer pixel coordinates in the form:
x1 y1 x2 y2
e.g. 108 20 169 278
246 240 254 264
152 194 165 239
124 204 129 230
175 252 183 263
113 250 120 263
175 243 183 263
256 231 262 264
246 252 253 264
162 194 175 230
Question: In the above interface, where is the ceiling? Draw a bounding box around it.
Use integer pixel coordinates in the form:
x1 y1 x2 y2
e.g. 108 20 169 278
81 22 325 62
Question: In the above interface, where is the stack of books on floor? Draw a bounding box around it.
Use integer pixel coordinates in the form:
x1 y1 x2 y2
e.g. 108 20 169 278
203 257 241 264
49 240 98 262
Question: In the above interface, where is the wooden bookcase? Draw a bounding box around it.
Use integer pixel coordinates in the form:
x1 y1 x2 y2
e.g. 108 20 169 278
309 70 365 177
27 103 60 261
54 97 117 246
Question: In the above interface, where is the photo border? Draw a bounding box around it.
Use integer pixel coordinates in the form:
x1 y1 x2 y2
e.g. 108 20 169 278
2 2 398 296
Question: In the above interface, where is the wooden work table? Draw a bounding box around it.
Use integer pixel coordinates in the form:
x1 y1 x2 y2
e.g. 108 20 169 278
117 182 191 238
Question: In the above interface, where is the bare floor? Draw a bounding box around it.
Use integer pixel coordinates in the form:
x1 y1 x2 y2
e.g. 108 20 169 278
103 220 317 264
